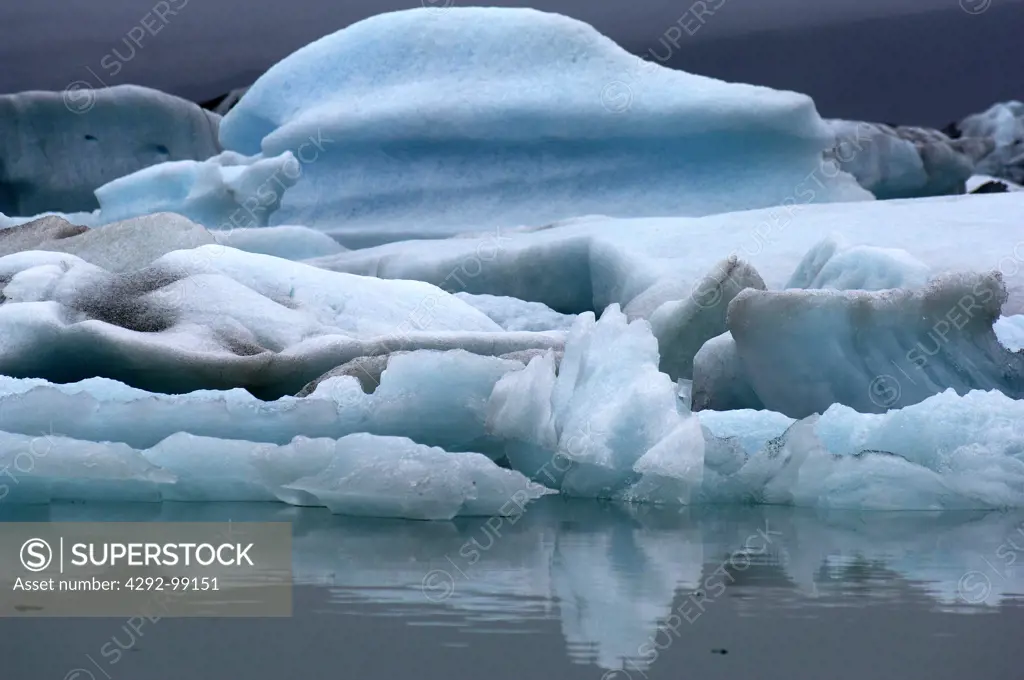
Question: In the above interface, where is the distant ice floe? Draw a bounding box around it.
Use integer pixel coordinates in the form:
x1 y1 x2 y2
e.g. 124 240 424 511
956 100 1024 185
0 85 221 216
827 119 990 199
311 193 1024 316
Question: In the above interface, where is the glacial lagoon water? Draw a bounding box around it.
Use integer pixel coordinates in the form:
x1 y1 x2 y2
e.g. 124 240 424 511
5 498 1024 680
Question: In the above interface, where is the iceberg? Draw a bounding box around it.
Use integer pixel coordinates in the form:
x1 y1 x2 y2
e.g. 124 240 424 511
486 305 705 503
786 234 931 291
694 272 1024 417
0 427 547 520
0 244 572 397
206 7 868 244
94 150 299 228
486 305 1024 510
956 101 1024 185
827 119 989 199
0 350 528 458
312 193 1024 316
0 85 221 216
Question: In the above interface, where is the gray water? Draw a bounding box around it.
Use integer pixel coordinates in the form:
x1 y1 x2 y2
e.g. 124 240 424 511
5 498 1024 679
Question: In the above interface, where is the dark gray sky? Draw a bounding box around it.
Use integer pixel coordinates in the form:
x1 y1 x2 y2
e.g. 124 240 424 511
1 0 1022 125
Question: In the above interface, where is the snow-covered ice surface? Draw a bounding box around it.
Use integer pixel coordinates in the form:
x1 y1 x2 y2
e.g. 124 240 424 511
207 7 868 245
311 193 1024 316
454 293 577 332
0 85 221 216
211 225 345 260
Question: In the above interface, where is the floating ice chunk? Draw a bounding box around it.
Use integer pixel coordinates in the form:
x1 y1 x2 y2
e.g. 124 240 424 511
0 245 564 396
0 429 173 504
216 7 867 244
0 85 220 216
455 293 577 331
691 332 764 413
958 101 1024 185
722 272 1024 417
312 193 1024 316
95 150 297 228
786 234 931 291
827 119 984 198
0 350 531 459
649 256 765 380
487 306 704 501
0 426 549 520
285 434 550 520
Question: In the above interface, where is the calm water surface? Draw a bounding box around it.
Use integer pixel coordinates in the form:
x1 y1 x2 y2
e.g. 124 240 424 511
4 498 1024 679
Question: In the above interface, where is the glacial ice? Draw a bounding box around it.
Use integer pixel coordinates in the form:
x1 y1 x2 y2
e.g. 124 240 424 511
486 305 705 503
1 213 344 264
0 428 546 520
957 101 1024 185
697 272 1024 417
211 225 346 260
1 7 1023 519
996 315 1024 351
0 350 527 458
95 150 298 228
2 316 1023 511
0 244 573 396
0 85 221 216
312 193 1024 316
211 7 868 243
454 293 577 332
487 306 1024 510
22 212 215 272
827 119 987 198
785 234 931 291
648 256 765 381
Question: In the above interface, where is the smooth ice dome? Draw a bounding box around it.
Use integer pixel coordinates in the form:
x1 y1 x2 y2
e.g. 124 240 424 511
214 7 868 244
